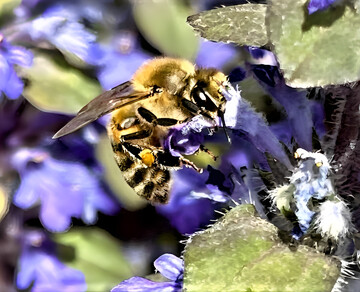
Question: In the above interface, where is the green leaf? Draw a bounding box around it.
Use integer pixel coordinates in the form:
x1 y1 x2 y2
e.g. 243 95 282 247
95 134 146 211
21 55 102 114
268 0 360 87
133 0 198 60
0 184 9 222
55 228 133 292
187 4 268 47
183 204 340 292
0 0 21 15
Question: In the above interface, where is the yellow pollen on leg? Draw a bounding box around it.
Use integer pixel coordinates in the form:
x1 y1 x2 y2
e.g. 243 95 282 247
139 149 155 167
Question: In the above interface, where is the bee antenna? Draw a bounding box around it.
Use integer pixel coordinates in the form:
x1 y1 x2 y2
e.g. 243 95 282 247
219 111 231 144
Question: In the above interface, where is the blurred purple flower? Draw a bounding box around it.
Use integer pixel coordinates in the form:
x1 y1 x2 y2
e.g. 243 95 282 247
196 40 237 69
27 6 104 65
97 33 151 89
157 167 228 234
11 148 118 232
98 49 151 89
308 0 340 14
112 254 183 292
17 231 86 292
0 35 33 99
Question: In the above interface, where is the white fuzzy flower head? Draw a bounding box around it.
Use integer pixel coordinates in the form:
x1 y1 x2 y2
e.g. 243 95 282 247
314 200 354 240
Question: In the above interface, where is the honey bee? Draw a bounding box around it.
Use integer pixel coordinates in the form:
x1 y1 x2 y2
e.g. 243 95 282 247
53 57 229 204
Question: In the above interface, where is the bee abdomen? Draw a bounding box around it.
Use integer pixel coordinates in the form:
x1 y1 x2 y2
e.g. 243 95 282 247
113 145 171 203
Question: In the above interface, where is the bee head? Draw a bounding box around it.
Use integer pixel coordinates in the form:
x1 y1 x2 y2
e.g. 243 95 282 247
192 68 231 143
191 69 228 118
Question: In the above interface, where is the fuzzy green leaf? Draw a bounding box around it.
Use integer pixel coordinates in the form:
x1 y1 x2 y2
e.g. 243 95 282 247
187 4 268 47
268 0 360 87
21 55 101 114
183 204 340 292
133 0 198 60
55 228 133 292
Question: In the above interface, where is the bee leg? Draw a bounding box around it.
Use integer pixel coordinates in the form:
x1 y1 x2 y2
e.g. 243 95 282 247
137 107 180 127
179 156 203 173
156 150 203 173
199 145 218 161
120 128 153 141
181 98 200 114
181 99 212 119
156 118 179 127
137 107 158 124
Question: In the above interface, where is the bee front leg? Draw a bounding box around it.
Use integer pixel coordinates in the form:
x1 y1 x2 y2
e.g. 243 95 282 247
181 99 212 120
137 107 179 127
156 150 203 173
120 128 153 141
199 145 218 161
179 156 203 173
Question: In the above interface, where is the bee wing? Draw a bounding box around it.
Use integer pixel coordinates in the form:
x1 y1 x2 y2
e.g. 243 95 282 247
53 81 151 139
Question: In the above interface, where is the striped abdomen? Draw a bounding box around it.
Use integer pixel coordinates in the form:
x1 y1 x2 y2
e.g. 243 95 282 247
112 142 171 204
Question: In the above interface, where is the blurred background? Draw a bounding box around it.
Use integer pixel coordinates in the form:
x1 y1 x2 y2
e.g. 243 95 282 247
0 0 267 291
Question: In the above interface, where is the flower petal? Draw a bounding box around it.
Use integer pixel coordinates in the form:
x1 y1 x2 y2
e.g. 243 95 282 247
154 254 183 281
13 173 40 208
7 45 33 67
308 0 339 14
3 66 24 99
111 277 179 292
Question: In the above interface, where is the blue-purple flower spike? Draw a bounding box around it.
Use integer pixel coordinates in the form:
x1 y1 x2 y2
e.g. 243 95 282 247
17 231 86 292
27 6 104 65
0 35 33 99
11 148 118 232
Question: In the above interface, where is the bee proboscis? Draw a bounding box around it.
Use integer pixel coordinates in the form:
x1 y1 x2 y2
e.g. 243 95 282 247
54 57 228 203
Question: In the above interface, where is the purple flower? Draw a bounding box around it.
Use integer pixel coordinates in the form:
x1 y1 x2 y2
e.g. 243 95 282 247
0 35 33 99
163 115 214 157
251 64 315 150
98 49 151 89
111 254 183 292
97 33 151 89
228 66 247 83
157 167 228 234
17 231 86 292
196 40 237 69
223 85 292 169
246 47 278 66
308 0 340 14
27 5 104 65
11 148 118 232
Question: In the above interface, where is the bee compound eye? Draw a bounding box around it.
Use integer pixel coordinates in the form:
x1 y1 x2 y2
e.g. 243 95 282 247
152 85 162 94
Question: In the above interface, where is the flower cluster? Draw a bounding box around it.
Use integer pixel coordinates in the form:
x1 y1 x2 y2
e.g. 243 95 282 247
270 148 353 240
